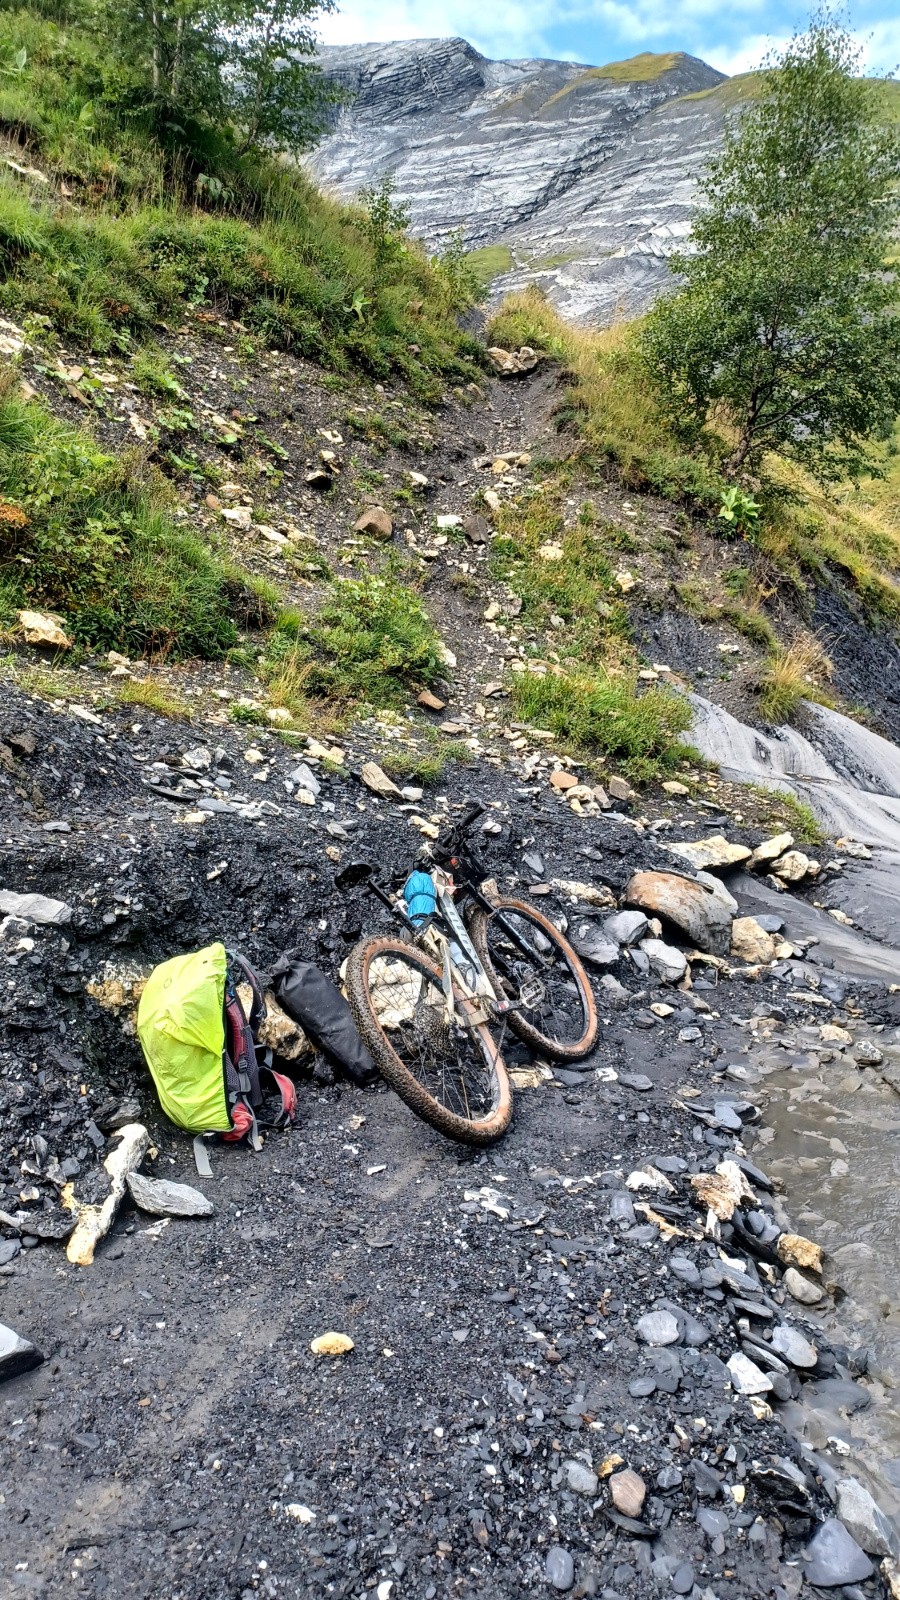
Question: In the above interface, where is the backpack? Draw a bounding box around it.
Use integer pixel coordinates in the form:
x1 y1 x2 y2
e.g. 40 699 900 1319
137 942 296 1173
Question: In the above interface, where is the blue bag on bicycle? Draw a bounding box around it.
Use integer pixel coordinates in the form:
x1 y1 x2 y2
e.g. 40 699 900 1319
404 871 436 925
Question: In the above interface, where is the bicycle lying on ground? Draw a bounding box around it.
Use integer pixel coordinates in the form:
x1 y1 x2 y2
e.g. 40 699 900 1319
341 802 599 1144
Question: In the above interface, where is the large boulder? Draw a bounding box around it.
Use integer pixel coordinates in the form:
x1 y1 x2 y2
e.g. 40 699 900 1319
625 870 734 957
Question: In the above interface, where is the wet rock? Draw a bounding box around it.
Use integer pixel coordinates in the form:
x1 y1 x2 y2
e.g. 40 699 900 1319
609 1469 647 1518
762 1318 813 1369
748 832 794 869
126 1171 214 1218
804 1519 874 1587
0 1321 43 1381
784 1267 825 1306
640 938 687 984
835 1478 899 1558
669 835 752 872
771 849 812 883
697 1508 730 1539
636 1310 680 1346
545 1546 575 1590
565 1459 598 1496
0 890 72 925
625 870 732 956
599 974 631 1006
618 1072 653 1092
355 506 393 540
727 1352 772 1395
657 1298 711 1346
777 1232 823 1275
730 916 777 964
805 1377 871 1414
629 1375 656 1398
574 935 620 969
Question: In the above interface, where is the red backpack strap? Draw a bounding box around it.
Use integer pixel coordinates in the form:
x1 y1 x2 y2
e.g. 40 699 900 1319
261 1067 297 1128
221 954 298 1147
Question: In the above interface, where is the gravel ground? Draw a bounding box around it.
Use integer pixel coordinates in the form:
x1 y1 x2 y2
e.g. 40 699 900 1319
1 685 898 1599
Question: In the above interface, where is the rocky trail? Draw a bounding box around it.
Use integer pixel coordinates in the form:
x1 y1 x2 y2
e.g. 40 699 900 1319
3 327 900 1599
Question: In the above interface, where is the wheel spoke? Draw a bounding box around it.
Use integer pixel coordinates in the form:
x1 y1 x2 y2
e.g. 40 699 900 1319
365 949 498 1122
486 910 587 1047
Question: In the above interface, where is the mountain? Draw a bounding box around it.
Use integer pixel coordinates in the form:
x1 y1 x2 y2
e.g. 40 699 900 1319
308 38 729 322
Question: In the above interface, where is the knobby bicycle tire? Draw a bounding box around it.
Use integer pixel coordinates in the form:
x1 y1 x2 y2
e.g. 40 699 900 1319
467 897 599 1061
345 935 513 1145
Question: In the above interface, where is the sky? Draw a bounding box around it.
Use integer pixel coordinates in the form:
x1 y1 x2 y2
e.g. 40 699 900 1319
315 0 900 78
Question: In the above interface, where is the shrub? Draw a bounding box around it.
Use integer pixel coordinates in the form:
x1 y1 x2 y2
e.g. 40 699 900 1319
260 577 443 714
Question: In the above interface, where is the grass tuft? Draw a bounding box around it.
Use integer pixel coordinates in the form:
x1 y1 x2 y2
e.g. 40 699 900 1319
758 636 834 724
508 666 695 782
259 578 443 719
115 678 190 718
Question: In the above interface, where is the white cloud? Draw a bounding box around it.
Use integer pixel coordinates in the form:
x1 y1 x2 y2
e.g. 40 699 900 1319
854 18 900 73
704 30 786 75
316 0 771 61
316 0 900 76
317 0 555 57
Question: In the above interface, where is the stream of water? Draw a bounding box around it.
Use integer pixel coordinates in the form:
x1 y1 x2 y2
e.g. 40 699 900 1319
689 695 900 1507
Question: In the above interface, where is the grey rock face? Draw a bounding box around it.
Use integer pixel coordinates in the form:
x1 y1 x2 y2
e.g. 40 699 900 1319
835 1477 900 1558
308 39 726 323
803 1518 874 1587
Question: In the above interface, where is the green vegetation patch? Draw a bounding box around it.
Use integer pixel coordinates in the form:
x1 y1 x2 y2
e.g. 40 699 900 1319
542 52 685 109
491 489 630 656
509 667 695 783
0 372 254 656
467 245 514 289
261 576 443 717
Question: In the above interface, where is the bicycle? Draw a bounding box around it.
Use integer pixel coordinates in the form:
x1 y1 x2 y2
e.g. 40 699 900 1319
341 802 599 1144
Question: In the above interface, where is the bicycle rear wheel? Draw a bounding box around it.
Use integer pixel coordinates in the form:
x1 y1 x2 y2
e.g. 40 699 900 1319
345 936 512 1144
467 897 598 1061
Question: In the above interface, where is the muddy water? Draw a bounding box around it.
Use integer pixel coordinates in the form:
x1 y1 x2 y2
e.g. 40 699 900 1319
744 1027 900 1507
688 692 900 1503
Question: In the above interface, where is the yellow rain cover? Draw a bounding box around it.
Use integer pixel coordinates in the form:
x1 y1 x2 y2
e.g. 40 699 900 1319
136 942 230 1132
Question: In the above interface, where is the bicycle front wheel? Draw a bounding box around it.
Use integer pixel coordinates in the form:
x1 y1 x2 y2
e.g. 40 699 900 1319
345 936 512 1145
467 897 598 1061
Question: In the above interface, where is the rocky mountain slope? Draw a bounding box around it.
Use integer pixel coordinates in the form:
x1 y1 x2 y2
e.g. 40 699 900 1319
309 39 728 321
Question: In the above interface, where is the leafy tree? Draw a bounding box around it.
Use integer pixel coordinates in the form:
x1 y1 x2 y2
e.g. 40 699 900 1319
359 174 411 276
98 0 340 160
641 17 900 480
